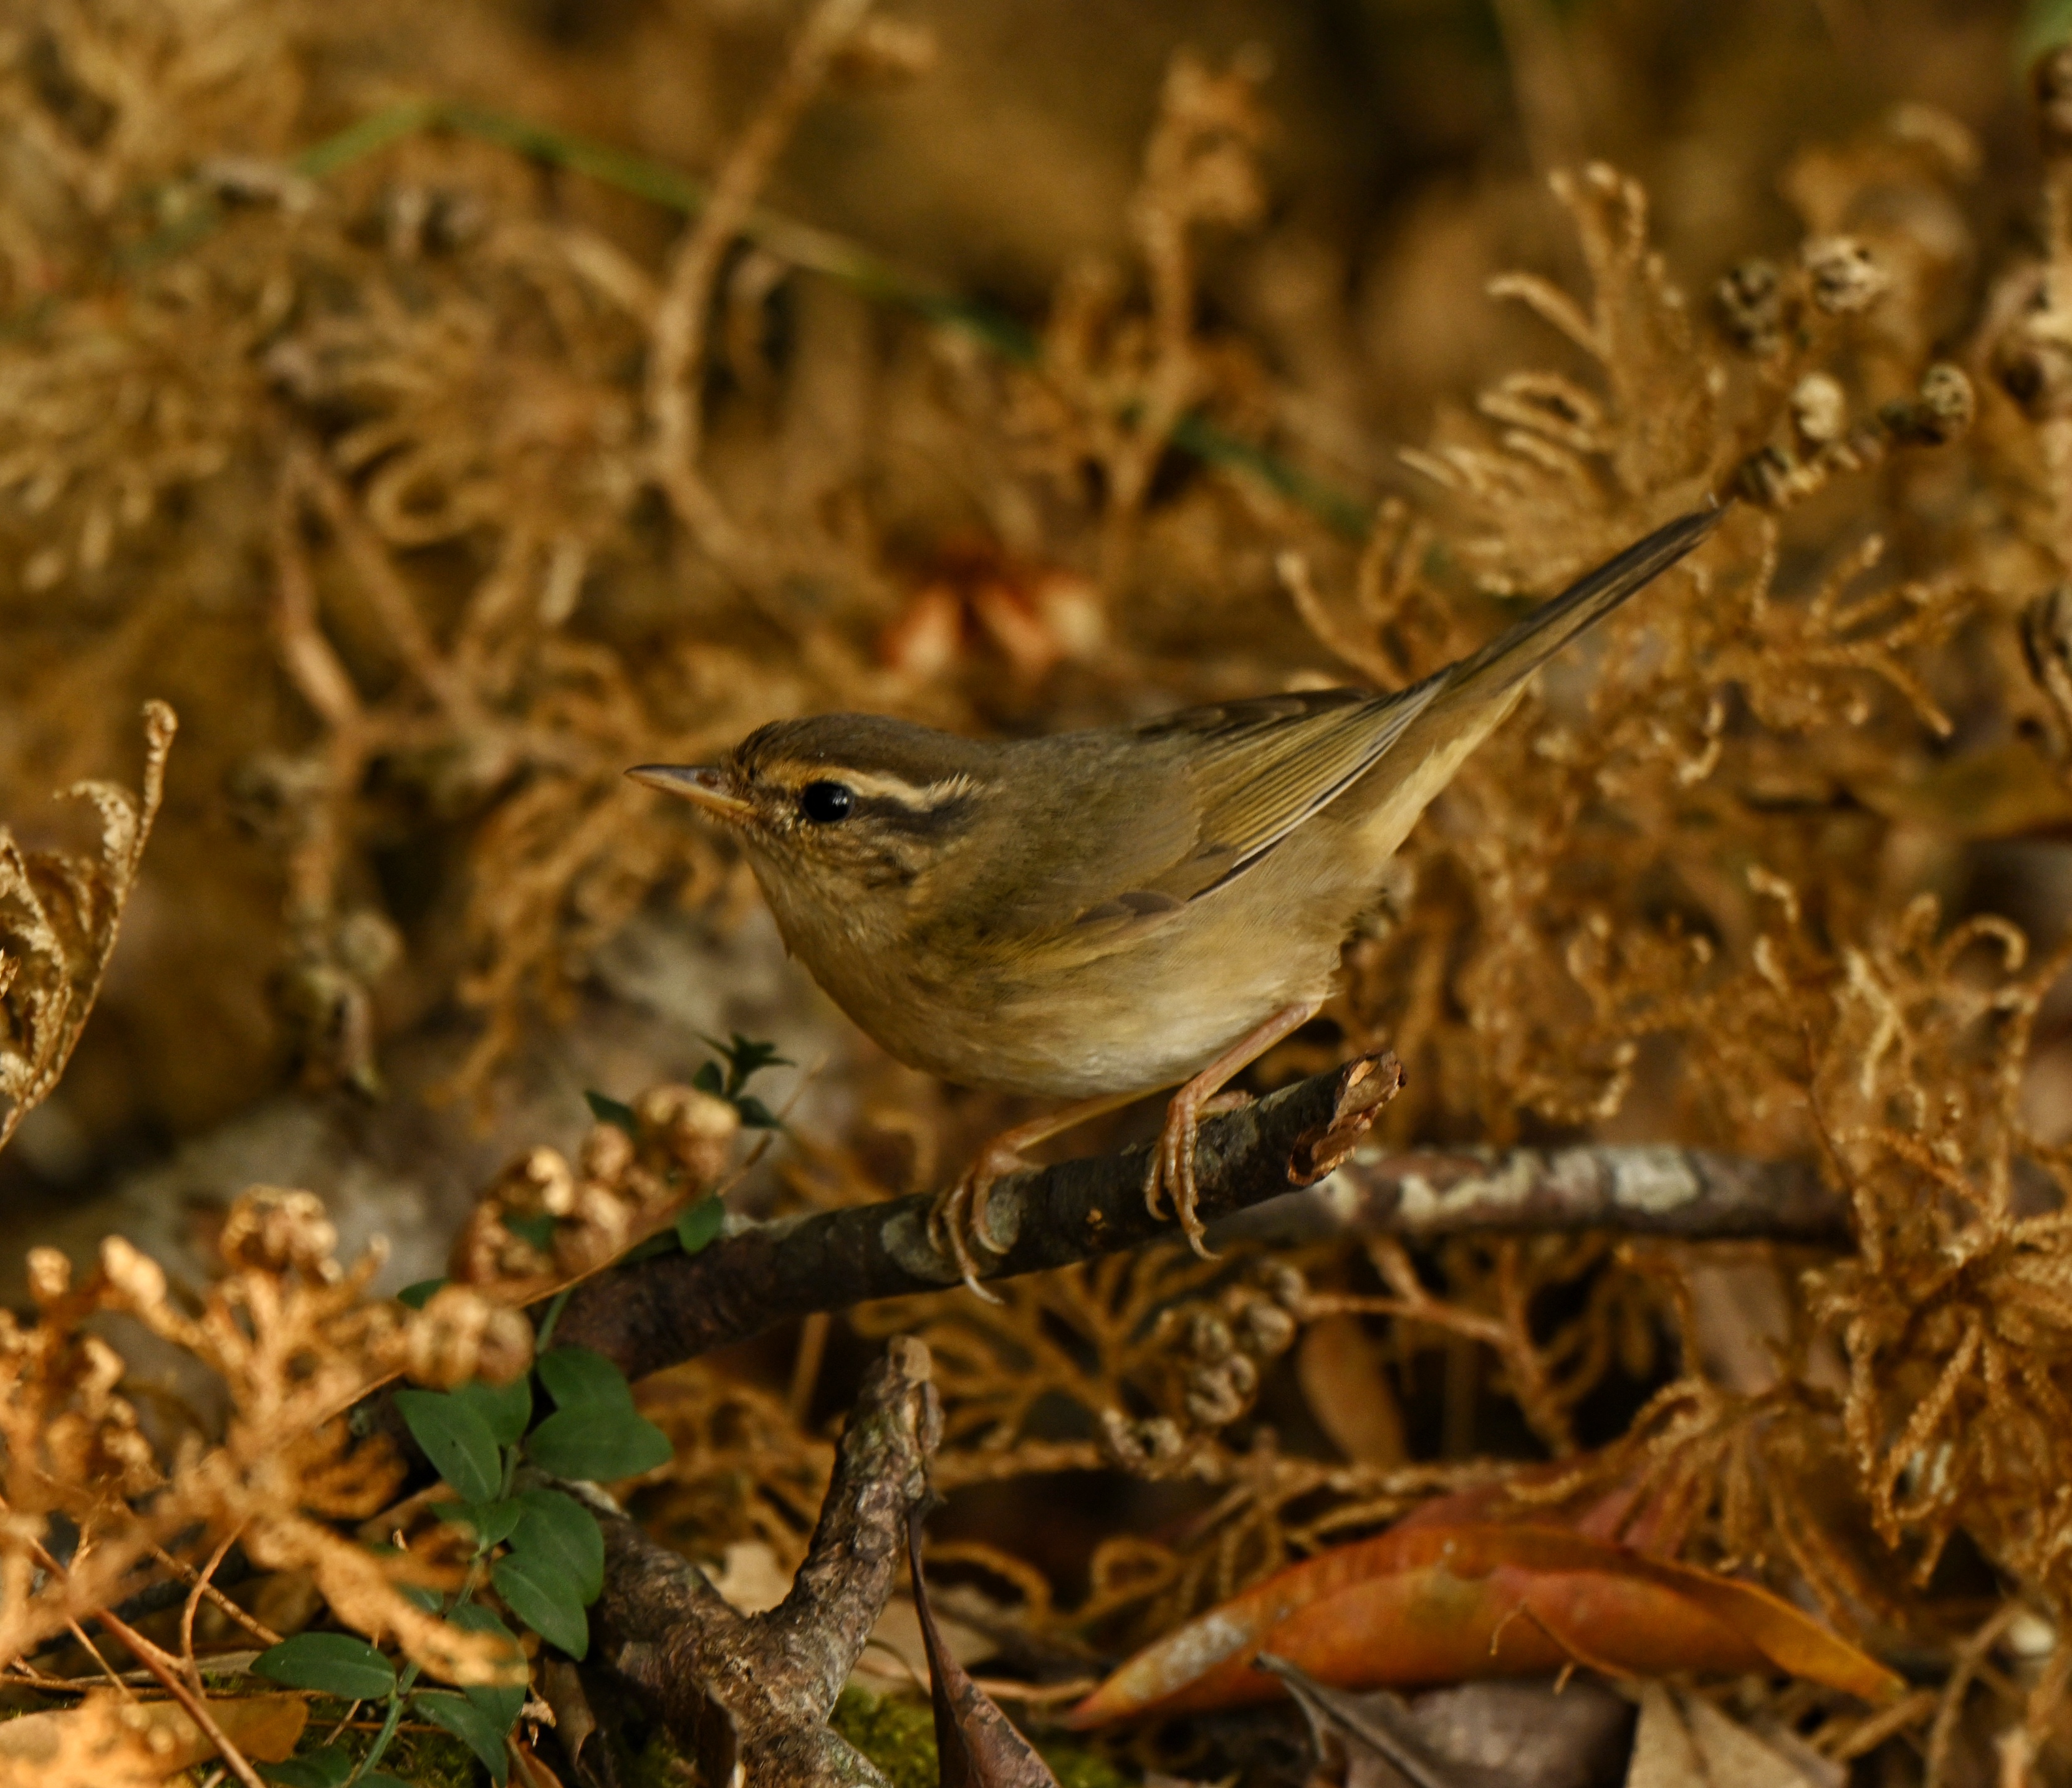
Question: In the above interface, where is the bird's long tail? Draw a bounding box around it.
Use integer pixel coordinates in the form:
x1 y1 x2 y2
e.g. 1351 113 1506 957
1438 504 1723 707
1341 503 1723 861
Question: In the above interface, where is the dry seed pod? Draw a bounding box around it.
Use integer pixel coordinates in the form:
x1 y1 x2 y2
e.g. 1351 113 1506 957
1184 1309 1235 1363
1099 1409 1185 1470
1740 361 1972 505
1183 1360 1254 1427
1716 257 1784 355
1257 1262 1308 1312
1993 277 2072 418
1802 236 1891 315
1236 1296 1297 1357
1791 373 1848 446
1884 361 1975 445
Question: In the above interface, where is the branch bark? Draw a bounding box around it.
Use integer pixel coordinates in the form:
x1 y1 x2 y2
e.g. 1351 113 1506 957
583 1336 939 1787
556 1051 1404 1380
555 1049 1858 1384
1225 1141 1850 1248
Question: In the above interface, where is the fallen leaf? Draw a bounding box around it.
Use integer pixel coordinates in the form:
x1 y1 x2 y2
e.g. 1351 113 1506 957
1067 1523 1901 1726
1628 1683 1836 1788
1371 1676 1634 1788
1296 1314 1408 1465
537 1656 600 1784
510 1736 571 1788
707 1539 794 1615
853 1589 998 1700
908 1505 1058 1787
1258 1655 1467 1788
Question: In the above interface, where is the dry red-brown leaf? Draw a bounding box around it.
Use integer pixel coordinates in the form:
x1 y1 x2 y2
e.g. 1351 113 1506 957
909 1505 1058 1787
1067 1521 1902 1726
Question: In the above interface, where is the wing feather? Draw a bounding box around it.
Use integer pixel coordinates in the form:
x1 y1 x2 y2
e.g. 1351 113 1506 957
1120 680 1446 904
1048 506 1720 934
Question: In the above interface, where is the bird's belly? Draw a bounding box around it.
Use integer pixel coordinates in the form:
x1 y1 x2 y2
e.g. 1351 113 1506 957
850 925 1344 1101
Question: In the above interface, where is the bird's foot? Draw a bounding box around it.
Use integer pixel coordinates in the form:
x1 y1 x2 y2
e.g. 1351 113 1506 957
1143 1086 1250 1257
926 1137 1034 1301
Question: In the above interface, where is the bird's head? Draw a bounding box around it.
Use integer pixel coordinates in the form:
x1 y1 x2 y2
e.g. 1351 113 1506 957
630 714 997 946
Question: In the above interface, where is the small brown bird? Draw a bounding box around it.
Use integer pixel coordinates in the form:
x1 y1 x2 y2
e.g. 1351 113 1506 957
632 507 1720 1292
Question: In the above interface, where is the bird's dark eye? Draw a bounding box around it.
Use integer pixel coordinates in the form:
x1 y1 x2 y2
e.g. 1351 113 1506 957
799 780 854 823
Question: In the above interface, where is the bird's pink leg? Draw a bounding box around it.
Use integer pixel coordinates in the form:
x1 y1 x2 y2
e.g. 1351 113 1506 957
928 1088 1148 1299
1144 998 1323 1256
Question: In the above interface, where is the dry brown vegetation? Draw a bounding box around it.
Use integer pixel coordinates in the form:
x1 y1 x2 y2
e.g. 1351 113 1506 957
8 0 2072 1784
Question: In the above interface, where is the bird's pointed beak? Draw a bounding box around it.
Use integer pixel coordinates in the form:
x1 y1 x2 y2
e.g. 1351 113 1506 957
627 763 753 822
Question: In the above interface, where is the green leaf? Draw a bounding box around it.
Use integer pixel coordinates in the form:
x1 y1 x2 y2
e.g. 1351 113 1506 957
415 1690 513 1785
396 1279 444 1311
252 1633 396 1700
358 1775 415 1788
397 1583 443 1614
259 1748 355 1788
699 1031 793 1094
395 1389 503 1504
528 1346 669 1477
472 1682 530 1740
444 1601 527 1684
525 1405 673 1481
510 1487 606 1603
467 1675 528 1731
674 1196 725 1256
502 1211 557 1251
583 1089 639 1134
692 1061 724 1097
447 1600 520 1642
453 1375 533 1448
733 1095 781 1131
449 1498 524 1551
536 1345 635 1413
494 1554 589 1658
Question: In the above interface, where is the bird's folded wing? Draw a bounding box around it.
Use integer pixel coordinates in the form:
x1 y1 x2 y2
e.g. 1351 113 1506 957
1116 681 1446 906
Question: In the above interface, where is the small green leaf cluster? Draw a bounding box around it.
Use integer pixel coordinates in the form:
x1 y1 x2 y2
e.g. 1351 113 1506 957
587 1031 792 1137
256 1341 670 1786
578 1035 788 1263
691 1030 792 1130
254 1622 512 1788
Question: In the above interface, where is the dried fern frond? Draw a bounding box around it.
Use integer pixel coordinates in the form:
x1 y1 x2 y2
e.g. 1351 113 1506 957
1402 163 1724 591
0 699 173 1152
0 1186 530 1684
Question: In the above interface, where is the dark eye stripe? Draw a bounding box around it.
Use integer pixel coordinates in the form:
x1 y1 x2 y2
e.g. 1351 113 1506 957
848 791 978 839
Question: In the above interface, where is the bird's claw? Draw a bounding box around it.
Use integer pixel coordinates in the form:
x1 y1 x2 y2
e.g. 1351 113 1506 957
926 1145 1026 1302
1143 1088 1249 1258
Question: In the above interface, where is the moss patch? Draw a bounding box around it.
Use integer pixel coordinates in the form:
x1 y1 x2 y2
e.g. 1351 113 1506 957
832 1687 1135 1787
832 1688 939 1788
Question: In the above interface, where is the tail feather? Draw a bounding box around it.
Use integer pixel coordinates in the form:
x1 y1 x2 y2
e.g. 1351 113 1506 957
1440 504 1723 704
1335 504 1723 866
